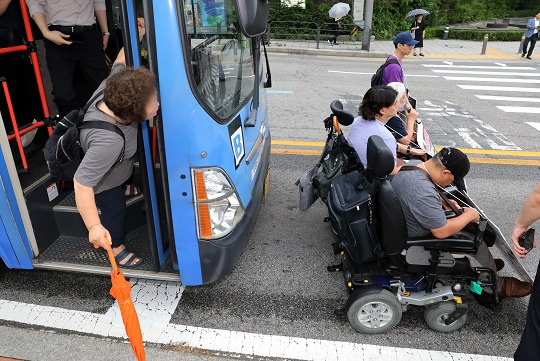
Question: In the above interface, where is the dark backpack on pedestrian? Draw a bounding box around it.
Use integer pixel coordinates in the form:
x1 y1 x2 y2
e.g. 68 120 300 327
371 57 400 87
44 91 125 181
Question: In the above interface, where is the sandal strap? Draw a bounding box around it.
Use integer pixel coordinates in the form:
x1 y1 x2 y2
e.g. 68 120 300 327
114 249 132 262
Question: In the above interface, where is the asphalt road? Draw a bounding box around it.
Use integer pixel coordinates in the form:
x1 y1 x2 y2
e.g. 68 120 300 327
1 54 540 360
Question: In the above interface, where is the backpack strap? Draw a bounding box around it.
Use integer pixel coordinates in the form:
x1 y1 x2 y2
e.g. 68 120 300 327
78 121 126 163
384 57 400 68
83 90 104 112
399 166 462 215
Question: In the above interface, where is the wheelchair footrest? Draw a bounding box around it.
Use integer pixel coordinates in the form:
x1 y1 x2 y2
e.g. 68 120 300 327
327 263 343 272
445 303 468 325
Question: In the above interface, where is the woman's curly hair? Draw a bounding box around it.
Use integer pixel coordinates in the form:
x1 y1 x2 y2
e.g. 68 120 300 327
103 67 157 123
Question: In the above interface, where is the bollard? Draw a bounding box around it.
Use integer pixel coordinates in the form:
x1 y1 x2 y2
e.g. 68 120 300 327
442 25 449 40
480 33 488 55
316 27 320 49
518 35 525 54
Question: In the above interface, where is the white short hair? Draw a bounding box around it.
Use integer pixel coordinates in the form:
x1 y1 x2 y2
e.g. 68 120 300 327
386 82 407 102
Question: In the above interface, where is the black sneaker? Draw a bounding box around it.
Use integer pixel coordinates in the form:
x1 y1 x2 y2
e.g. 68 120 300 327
522 53 526 57
527 55 532 59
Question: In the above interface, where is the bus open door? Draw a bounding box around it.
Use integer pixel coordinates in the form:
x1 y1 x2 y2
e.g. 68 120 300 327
0 0 270 286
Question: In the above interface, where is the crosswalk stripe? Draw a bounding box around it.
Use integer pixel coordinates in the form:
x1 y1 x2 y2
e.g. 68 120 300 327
526 122 540 132
423 65 536 70
497 106 540 113
445 76 540 84
458 85 540 93
432 69 540 76
476 95 540 103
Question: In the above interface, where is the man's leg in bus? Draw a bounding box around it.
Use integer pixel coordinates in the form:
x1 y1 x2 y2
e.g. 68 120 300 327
95 186 142 267
77 28 109 105
44 40 79 115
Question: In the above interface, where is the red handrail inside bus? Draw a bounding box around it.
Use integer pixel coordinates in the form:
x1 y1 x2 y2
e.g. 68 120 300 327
0 0 54 171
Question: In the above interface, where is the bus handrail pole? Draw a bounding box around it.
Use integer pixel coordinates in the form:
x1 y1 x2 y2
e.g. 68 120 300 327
0 45 27 55
7 121 45 140
18 0 52 134
1 78 28 169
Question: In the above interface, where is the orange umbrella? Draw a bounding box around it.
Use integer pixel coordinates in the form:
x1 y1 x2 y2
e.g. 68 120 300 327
105 247 146 361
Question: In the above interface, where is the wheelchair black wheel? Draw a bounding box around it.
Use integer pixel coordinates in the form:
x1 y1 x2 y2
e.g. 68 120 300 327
347 290 402 334
424 301 467 333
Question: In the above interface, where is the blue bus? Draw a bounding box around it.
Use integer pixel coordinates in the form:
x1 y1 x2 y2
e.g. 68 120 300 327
0 0 271 286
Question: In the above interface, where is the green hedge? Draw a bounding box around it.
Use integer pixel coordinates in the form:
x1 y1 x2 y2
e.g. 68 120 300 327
268 0 538 41
425 27 524 41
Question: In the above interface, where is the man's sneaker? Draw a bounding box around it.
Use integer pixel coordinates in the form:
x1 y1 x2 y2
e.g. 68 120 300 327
499 277 533 298
522 53 526 57
527 55 532 59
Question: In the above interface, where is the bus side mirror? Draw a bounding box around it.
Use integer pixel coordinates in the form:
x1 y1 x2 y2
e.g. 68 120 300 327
234 0 269 38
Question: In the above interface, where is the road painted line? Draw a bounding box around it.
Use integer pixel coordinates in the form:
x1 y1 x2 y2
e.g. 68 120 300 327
267 90 294 94
327 70 440 78
423 65 536 70
271 149 540 166
497 106 540 114
457 85 540 93
526 122 540 132
271 141 540 157
0 298 511 361
432 69 540 76
476 95 540 103
445 76 540 84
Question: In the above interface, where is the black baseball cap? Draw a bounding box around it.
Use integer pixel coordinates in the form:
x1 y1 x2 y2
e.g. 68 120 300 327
438 147 470 182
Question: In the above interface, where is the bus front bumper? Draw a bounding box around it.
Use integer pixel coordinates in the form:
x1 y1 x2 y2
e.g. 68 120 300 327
197 136 271 284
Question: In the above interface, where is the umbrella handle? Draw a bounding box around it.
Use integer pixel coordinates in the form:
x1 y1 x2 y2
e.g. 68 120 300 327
106 248 119 273
93 241 118 272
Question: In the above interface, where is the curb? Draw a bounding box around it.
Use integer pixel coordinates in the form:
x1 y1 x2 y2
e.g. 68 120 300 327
265 46 388 58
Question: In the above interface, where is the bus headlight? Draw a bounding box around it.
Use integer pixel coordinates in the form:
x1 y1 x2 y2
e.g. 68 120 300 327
192 168 244 240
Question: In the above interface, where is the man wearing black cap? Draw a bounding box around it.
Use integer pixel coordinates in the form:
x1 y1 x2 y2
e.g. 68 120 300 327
381 32 419 86
392 148 532 298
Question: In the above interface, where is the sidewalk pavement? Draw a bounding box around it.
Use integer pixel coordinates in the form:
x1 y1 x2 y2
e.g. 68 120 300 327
267 39 537 60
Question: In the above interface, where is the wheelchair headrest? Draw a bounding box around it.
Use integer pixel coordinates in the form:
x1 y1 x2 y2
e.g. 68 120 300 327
330 100 354 126
367 135 395 178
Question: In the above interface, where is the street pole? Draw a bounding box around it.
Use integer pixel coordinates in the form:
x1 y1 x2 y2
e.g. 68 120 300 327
361 0 373 51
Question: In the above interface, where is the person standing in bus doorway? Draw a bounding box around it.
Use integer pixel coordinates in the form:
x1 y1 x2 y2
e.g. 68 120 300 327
74 48 159 268
26 0 110 115
512 183 540 360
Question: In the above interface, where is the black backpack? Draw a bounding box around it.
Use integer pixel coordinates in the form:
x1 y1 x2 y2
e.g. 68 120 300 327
370 58 400 87
327 170 380 265
44 91 125 181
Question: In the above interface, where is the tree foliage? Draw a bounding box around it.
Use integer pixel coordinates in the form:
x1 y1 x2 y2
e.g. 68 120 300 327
269 0 540 40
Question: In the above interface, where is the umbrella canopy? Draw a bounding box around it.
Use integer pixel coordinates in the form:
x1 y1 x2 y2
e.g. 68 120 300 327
329 3 350 19
107 248 146 361
405 9 430 20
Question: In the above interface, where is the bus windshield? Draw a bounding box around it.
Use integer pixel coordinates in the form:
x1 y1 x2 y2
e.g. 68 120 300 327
181 0 255 121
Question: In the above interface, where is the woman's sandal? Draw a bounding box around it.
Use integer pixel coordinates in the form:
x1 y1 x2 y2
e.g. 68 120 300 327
419 53 424 57
123 184 141 197
114 249 144 269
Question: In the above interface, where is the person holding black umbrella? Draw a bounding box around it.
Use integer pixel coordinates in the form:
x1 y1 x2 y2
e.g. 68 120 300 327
410 14 426 56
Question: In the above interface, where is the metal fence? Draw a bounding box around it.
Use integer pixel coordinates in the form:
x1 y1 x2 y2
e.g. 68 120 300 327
268 21 364 50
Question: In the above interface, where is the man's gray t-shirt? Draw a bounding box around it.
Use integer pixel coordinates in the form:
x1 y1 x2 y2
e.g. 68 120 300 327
391 161 447 237
74 63 138 194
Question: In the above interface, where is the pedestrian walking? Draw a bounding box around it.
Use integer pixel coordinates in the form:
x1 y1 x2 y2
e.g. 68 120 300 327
381 32 418 86
522 12 540 60
513 183 540 360
328 17 340 45
26 0 110 115
410 15 426 56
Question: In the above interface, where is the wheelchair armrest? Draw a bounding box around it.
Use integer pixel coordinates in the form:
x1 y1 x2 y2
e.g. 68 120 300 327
406 237 477 252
